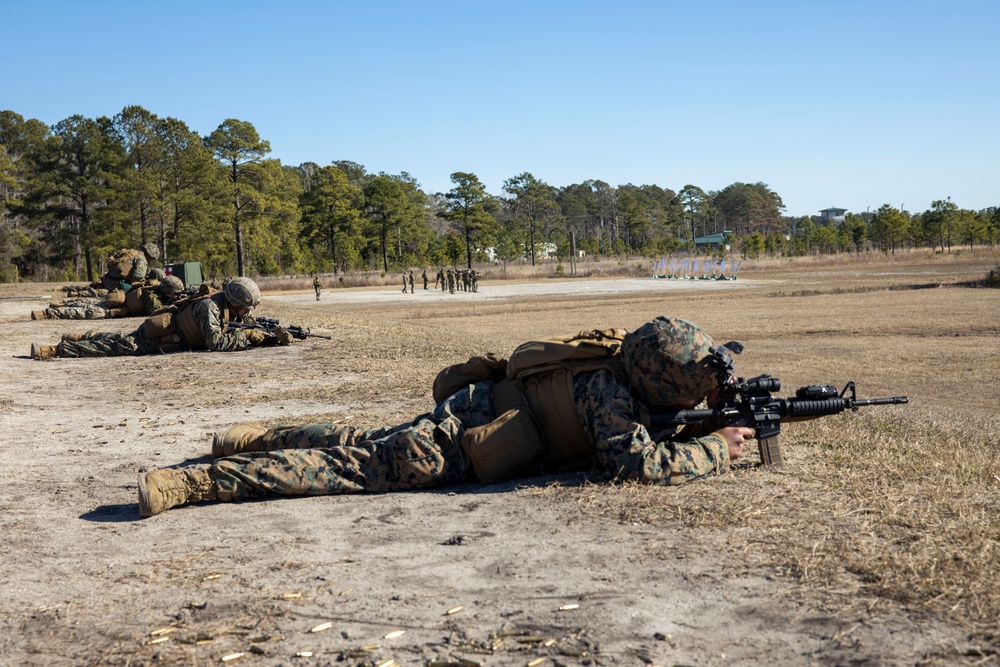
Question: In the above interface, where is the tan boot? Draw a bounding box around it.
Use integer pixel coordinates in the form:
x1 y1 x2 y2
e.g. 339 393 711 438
212 423 268 457
31 310 48 320
30 343 58 359
106 307 129 318
138 468 217 518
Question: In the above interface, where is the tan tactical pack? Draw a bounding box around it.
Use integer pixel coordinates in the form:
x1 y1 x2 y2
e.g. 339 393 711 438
104 289 126 308
107 249 137 277
436 328 629 481
142 284 219 350
124 282 151 316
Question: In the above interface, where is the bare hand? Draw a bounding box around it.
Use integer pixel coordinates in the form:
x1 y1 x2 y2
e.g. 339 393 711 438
715 426 753 461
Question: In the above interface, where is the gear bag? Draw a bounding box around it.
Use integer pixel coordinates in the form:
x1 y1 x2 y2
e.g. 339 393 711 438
143 284 219 348
107 249 138 278
104 289 126 308
433 328 628 477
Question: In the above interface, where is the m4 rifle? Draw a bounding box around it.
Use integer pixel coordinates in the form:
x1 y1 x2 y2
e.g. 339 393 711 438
228 316 332 340
647 342 909 468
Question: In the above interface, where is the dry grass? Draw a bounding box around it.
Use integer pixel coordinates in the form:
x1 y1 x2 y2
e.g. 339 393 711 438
249 246 1000 294
536 405 1000 641
6 248 1000 646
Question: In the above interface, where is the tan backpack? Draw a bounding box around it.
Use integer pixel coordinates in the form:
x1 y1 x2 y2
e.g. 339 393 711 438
433 329 628 483
107 249 138 277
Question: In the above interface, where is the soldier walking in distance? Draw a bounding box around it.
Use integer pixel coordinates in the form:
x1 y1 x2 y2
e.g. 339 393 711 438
402 273 408 293
313 275 322 301
422 270 429 290
408 271 415 294
135 316 751 517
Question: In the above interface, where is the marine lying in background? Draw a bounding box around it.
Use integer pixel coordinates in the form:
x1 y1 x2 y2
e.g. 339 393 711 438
60 243 162 298
227 316 332 340
29 277 295 359
32 276 187 321
645 342 909 468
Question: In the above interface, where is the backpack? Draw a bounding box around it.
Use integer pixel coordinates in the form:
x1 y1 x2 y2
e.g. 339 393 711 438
432 328 627 403
434 329 629 477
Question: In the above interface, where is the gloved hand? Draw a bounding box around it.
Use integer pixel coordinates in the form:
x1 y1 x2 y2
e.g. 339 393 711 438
273 327 294 346
244 328 270 346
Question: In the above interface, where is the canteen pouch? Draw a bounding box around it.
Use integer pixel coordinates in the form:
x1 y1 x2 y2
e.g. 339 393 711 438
104 290 126 308
144 312 177 339
461 407 544 484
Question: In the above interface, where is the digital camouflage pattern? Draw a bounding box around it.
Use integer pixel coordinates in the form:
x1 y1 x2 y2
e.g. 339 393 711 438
53 292 256 358
42 279 184 320
56 327 160 357
620 316 719 408
62 285 107 298
210 381 496 498
45 303 113 320
102 248 148 291
205 365 731 501
194 292 256 352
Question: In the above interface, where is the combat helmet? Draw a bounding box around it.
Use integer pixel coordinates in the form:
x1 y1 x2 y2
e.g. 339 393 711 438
160 275 185 295
224 277 261 310
142 242 160 260
620 316 721 407
147 267 166 281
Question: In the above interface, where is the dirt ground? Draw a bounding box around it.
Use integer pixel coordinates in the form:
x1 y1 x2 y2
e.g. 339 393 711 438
1 255 998 667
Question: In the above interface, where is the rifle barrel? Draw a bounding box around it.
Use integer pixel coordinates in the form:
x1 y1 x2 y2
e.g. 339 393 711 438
855 396 909 406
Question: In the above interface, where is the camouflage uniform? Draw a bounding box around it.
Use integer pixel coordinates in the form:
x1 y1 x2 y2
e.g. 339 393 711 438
101 248 149 291
313 276 322 301
62 284 107 298
55 292 256 358
209 367 728 501
204 318 731 500
44 302 112 320
43 281 176 320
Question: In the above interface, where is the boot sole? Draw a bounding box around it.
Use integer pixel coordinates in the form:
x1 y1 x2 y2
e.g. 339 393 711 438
138 473 155 518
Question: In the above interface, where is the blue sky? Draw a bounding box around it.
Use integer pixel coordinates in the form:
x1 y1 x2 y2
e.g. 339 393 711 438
5 0 998 217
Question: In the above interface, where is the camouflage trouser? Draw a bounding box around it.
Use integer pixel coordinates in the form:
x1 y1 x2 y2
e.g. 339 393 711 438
56 325 159 358
63 286 107 298
210 381 499 500
46 304 110 320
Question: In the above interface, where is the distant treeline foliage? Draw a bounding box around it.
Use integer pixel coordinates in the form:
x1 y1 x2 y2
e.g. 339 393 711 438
1 107 997 283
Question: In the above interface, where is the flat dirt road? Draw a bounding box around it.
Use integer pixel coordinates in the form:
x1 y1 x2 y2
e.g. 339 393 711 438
2 255 998 667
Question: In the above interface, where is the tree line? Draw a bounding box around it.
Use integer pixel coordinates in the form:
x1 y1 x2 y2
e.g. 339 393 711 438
1 107 997 283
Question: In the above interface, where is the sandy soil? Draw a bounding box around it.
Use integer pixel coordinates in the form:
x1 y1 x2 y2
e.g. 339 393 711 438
0 269 991 667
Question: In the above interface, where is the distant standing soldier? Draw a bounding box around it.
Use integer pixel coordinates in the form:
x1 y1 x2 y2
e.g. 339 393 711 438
447 269 456 294
422 270 429 290
461 270 470 292
408 271 415 294
471 270 480 293
437 268 445 291
313 275 322 301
